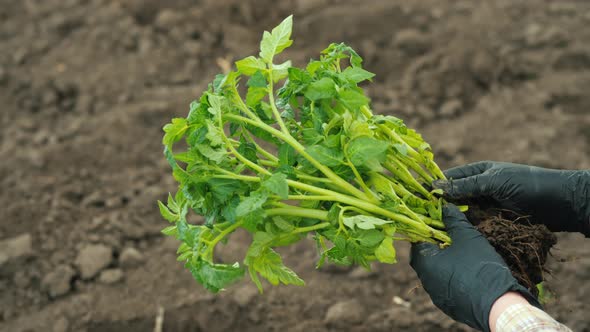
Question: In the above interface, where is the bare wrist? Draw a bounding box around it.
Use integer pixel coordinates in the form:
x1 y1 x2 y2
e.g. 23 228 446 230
489 291 530 332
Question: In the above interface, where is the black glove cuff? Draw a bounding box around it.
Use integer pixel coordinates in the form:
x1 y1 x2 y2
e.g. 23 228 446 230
570 170 590 237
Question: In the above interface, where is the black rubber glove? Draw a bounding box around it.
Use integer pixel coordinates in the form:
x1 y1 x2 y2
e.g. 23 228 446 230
433 161 590 237
410 204 540 332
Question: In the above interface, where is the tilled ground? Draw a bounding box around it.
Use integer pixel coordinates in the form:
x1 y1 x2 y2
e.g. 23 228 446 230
1 1 589 331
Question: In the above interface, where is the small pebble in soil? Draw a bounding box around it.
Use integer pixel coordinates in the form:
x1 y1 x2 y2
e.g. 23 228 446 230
348 266 376 279
231 284 258 307
439 99 463 117
52 316 69 332
324 300 365 326
98 268 124 284
119 247 145 268
41 264 76 298
75 244 113 279
0 233 33 267
393 29 431 55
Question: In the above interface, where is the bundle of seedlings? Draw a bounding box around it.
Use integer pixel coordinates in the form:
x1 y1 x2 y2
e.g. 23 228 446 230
158 16 555 295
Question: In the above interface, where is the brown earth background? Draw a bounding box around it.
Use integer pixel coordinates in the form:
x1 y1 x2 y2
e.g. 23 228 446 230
1 0 589 331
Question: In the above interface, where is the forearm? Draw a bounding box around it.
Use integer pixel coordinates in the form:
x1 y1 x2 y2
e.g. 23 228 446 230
490 292 572 332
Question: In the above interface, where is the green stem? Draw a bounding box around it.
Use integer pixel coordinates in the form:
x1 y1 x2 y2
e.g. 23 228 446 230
213 169 261 182
347 160 380 201
418 215 445 229
362 105 446 182
361 106 423 161
385 158 432 200
242 129 279 163
288 195 334 201
266 207 329 221
218 117 271 176
427 160 447 181
229 85 262 121
295 172 332 184
267 65 290 135
399 155 434 184
259 159 279 167
212 167 449 241
205 221 243 259
225 114 373 202
287 180 450 243
292 222 331 234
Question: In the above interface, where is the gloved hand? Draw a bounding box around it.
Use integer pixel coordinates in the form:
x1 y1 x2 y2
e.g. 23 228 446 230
410 204 540 332
433 161 590 237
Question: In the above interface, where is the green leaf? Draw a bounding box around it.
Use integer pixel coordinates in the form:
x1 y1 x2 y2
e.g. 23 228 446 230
162 118 188 146
272 60 292 82
187 100 205 124
161 225 177 236
195 144 226 164
287 67 312 86
221 195 240 223
304 77 336 101
339 89 369 111
236 191 269 217
208 178 245 203
326 246 352 266
302 128 323 145
158 200 178 223
205 121 224 146
164 146 178 170
347 136 389 167
237 141 258 163
273 217 295 232
236 56 267 76
262 173 289 199
278 143 296 166
322 136 338 149
343 215 394 230
246 247 304 292
213 74 226 92
246 87 267 107
346 120 372 140
187 126 208 146
375 237 397 264
340 67 375 83
306 60 322 75
167 193 180 213
260 15 294 63
242 208 265 232
247 71 268 88
176 217 198 247
355 229 385 247
207 94 223 117
305 145 343 167
392 143 408 156
188 260 245 293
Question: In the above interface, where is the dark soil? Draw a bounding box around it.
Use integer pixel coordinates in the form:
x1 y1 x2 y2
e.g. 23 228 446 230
466 207 557 296
1 1 589 332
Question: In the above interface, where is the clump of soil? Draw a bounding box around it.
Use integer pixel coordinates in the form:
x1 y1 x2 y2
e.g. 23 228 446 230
465 207 557 297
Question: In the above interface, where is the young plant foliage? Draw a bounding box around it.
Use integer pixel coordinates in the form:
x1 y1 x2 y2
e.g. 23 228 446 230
159 15 450 293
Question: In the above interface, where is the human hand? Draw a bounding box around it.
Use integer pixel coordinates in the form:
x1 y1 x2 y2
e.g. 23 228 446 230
433 161 590 236
410 204 540 332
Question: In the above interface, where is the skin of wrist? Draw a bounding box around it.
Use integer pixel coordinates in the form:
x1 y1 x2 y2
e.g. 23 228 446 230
488 291 530 332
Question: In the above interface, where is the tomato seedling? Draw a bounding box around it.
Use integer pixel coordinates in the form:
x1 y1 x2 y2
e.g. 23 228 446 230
159 16 449 293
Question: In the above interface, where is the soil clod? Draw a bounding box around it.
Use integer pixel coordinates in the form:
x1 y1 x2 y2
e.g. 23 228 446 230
466 207 557 296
